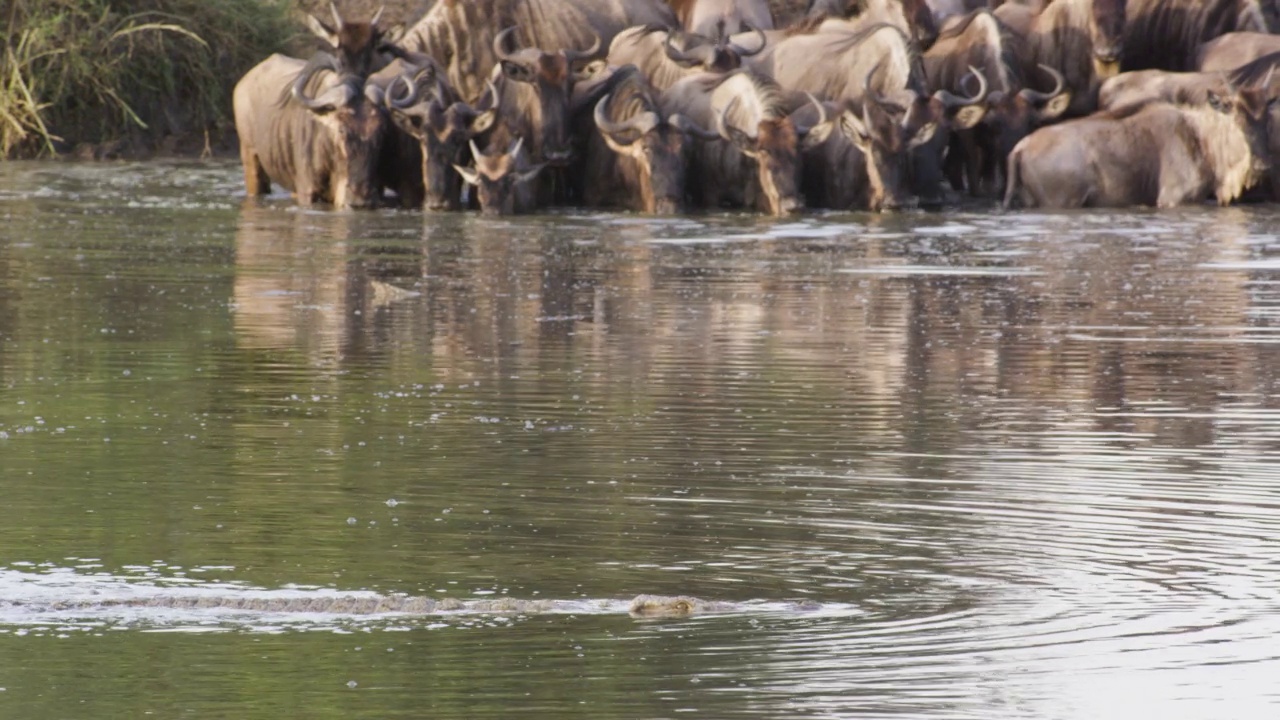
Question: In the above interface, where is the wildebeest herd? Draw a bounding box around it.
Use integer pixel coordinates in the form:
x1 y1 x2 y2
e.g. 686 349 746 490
232 0 1280 214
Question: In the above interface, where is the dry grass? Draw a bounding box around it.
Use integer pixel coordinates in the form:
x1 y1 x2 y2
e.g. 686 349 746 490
1 0 296 158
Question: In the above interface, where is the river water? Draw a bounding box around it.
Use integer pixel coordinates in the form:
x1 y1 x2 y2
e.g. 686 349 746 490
1 160 1279 718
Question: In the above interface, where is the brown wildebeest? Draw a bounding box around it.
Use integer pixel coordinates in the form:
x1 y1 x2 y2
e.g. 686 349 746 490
994 0 1127 117
1004 77 1274 208
924 9 1070 195
666 0 775 36
399 0 676 104
1123 0 1271 72
234 53 390 209
662 69 835 214
1197 31 1280 73
383 58 497 210
1098 68 1235 111
454 136 549 214
303 2 404 78
582 65 719 213
607 22 768 91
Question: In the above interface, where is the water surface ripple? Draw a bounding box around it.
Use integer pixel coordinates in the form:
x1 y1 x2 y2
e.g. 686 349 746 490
2 161 1280 718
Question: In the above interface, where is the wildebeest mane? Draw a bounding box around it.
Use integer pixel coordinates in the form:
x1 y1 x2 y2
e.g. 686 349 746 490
1124 0 1271 72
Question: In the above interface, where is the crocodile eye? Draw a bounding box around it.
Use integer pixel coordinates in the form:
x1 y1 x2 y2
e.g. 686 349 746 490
675 599 692 613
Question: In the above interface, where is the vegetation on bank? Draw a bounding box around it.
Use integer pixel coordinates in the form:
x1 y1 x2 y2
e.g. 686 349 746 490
0 0 298 158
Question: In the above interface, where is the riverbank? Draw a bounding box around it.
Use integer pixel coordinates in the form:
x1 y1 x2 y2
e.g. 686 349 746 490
1 0 806 161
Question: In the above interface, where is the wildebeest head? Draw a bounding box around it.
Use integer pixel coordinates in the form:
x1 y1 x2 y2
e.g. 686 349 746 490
593 92 720 214
291 53 389 209
304 2 404 78
714 94 835 216
1212 69 1277 178
386 66 497 210
453 137 548 215
493 26 608 163
854 61 987 207
663 20 768 74
1089 0 1127 78
983 64 1071 172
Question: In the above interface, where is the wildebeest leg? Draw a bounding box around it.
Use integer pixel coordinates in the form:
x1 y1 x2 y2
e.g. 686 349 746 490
241 147 270 196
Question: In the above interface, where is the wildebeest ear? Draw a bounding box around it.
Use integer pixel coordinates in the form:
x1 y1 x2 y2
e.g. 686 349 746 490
573 59 608 83
380 23 405 45
470 108 497 136
453 164 481 186
800 120 835 151
1037 92 1071 122
907 122 938 150
950 104 986 130
501 60 537 84
304 15 339 47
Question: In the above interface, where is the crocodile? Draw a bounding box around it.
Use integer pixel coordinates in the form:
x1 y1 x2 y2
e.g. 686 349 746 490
12 593 831 618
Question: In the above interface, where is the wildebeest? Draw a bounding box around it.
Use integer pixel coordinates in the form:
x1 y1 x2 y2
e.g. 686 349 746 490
662 69 835 214
399 0 677 104
994 0 1127 116
234 53 390 209
667 0 775 36
303 2 405 78
924 9 1070 195
753 18 988 204
383 59 497 210
1197 31 1280 73
1098 68 1235 111
1122 0 1271 73
607 22 768 91
580 65 719 213
454 136 548 214
1004 79 1274 208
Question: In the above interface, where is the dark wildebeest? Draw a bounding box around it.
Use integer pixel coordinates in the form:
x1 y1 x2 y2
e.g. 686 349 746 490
994 0 1127 116
399 0 677 104
234 53 390 209
666 0 775 36
1003 77 1274 208
303 2 405 78
607 22 768 91
581 65 719 213
792 89 943 211
804 0 940 49
454 136 548 214
477 27 611 205
752 18 988 205
1122 0 1271 72
383 58 497 210
662 69 835 214
1197 31 1280 73
924 9 1070 195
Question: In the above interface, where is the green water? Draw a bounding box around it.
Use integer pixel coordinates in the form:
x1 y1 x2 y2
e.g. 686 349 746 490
2 160 1280 718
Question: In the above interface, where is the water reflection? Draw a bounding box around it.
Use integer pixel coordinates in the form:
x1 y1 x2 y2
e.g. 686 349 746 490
2 161 1280 718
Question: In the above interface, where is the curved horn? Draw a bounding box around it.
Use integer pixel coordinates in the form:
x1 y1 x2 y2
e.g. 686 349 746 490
729 21 768 57
508 136 524 159
469 139 484 159
564 31 603 63
593 94 652 140
863 59 895 109
370 4 384 27
794 92 828 136
715 97 743 141
934 65 988 107
664 30 695 64
329 1 344 30
494 26 519 62
291 53 347 110
387 74 421 110
669 113 721 141
1019 63 1065 103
